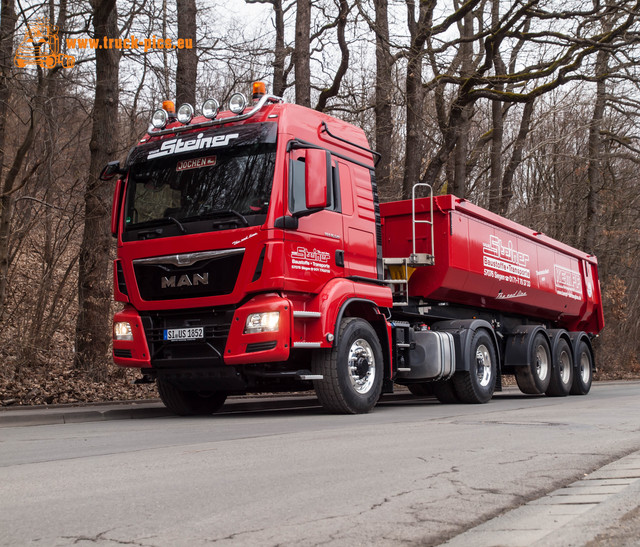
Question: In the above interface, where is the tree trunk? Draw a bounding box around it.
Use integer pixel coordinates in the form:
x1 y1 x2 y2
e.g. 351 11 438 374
294 0 311 107
0 0 16 314
584 48 608 253
402 0 433 199
75 0 121 379
176 0 197 106
315 0 350 112
272 0 286 96
373 0 393 192
451 9 474 198
499 99 534 215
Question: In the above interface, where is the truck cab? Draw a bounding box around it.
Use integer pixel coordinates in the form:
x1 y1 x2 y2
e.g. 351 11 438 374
110 86 393 415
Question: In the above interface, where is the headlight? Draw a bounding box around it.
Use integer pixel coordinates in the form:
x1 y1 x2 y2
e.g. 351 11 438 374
151 109 168 129
229 93 247 114
244 312 280 334
114 322 133 341
177 103 194 124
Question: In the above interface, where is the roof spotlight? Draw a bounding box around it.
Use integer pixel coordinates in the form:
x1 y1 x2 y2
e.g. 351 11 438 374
177 103 194 124
229 93 247 114
202 98 220 119
151 109 169 129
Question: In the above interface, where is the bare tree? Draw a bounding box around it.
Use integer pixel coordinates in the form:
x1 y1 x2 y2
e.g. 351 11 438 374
294 0 311 106
176 0 197 106
75 0 121 378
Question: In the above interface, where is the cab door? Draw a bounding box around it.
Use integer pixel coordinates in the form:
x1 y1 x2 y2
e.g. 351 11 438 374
282 147 345 294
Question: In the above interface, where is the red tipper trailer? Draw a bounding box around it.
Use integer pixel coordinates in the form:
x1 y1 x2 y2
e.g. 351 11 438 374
380 195 604 335
105 84 604 415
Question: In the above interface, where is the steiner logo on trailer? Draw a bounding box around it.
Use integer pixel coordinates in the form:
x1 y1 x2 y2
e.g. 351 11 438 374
148 132 239 160
482 235 531 288
291 247 331 273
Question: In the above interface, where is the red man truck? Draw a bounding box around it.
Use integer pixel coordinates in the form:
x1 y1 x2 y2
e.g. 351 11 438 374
103 83 604 415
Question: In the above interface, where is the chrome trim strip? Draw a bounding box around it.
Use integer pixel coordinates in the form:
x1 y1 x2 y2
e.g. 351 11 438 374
293 311 322 318
133 248 244 268
293 342 322 348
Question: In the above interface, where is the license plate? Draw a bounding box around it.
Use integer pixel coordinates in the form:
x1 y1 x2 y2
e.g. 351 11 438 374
164 327 204 341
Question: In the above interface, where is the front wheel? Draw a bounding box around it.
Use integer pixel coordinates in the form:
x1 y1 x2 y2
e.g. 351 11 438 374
313 317 383 414
157 378 227 416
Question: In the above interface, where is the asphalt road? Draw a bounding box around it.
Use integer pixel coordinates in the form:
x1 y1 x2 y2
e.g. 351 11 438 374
1 382 640 546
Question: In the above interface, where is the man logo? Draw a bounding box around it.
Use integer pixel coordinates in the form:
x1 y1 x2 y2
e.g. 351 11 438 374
161 273 209 288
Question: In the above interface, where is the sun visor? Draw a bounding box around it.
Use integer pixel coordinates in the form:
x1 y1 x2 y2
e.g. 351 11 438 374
126 122 277 167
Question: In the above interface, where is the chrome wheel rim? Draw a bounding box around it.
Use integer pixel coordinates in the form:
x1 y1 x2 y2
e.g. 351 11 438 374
536 344 549 382
559 350 572 385
579 352 591 384
348 338 376 394
476 344 492 387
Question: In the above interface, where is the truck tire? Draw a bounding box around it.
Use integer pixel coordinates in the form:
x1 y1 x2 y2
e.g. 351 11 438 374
515 332 551 395
312 317 383 414
546 338 573 397
452 330 497 404
571 340 593 395
157 378 227 416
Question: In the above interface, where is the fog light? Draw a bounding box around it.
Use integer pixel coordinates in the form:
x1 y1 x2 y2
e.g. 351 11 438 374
244 312 280 334
114 322 133 341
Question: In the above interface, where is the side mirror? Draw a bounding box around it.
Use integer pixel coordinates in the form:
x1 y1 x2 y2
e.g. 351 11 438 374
100 161 125 181
305 149 331 209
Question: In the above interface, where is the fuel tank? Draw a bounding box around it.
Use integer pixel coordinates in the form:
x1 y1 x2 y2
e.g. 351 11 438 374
380 195 604 334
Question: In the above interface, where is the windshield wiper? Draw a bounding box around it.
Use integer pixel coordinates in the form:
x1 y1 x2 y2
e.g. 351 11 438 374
165 216 188 234
206 209 250 227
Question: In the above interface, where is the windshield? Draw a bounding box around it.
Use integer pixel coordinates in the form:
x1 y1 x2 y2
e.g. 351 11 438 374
123 142 276 240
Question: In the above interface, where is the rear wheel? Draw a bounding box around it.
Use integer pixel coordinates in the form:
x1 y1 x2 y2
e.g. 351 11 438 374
452 330 497 404
157 378 227 416
515 332 551 395
546 338 573 397
571 340 593 395
313 317 383 414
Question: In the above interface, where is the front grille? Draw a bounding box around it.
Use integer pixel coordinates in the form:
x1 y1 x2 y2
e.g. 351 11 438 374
141 308 235 366
133 249 244 301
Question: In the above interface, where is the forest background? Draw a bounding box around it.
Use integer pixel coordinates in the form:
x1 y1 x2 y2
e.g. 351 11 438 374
0 0 639 405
